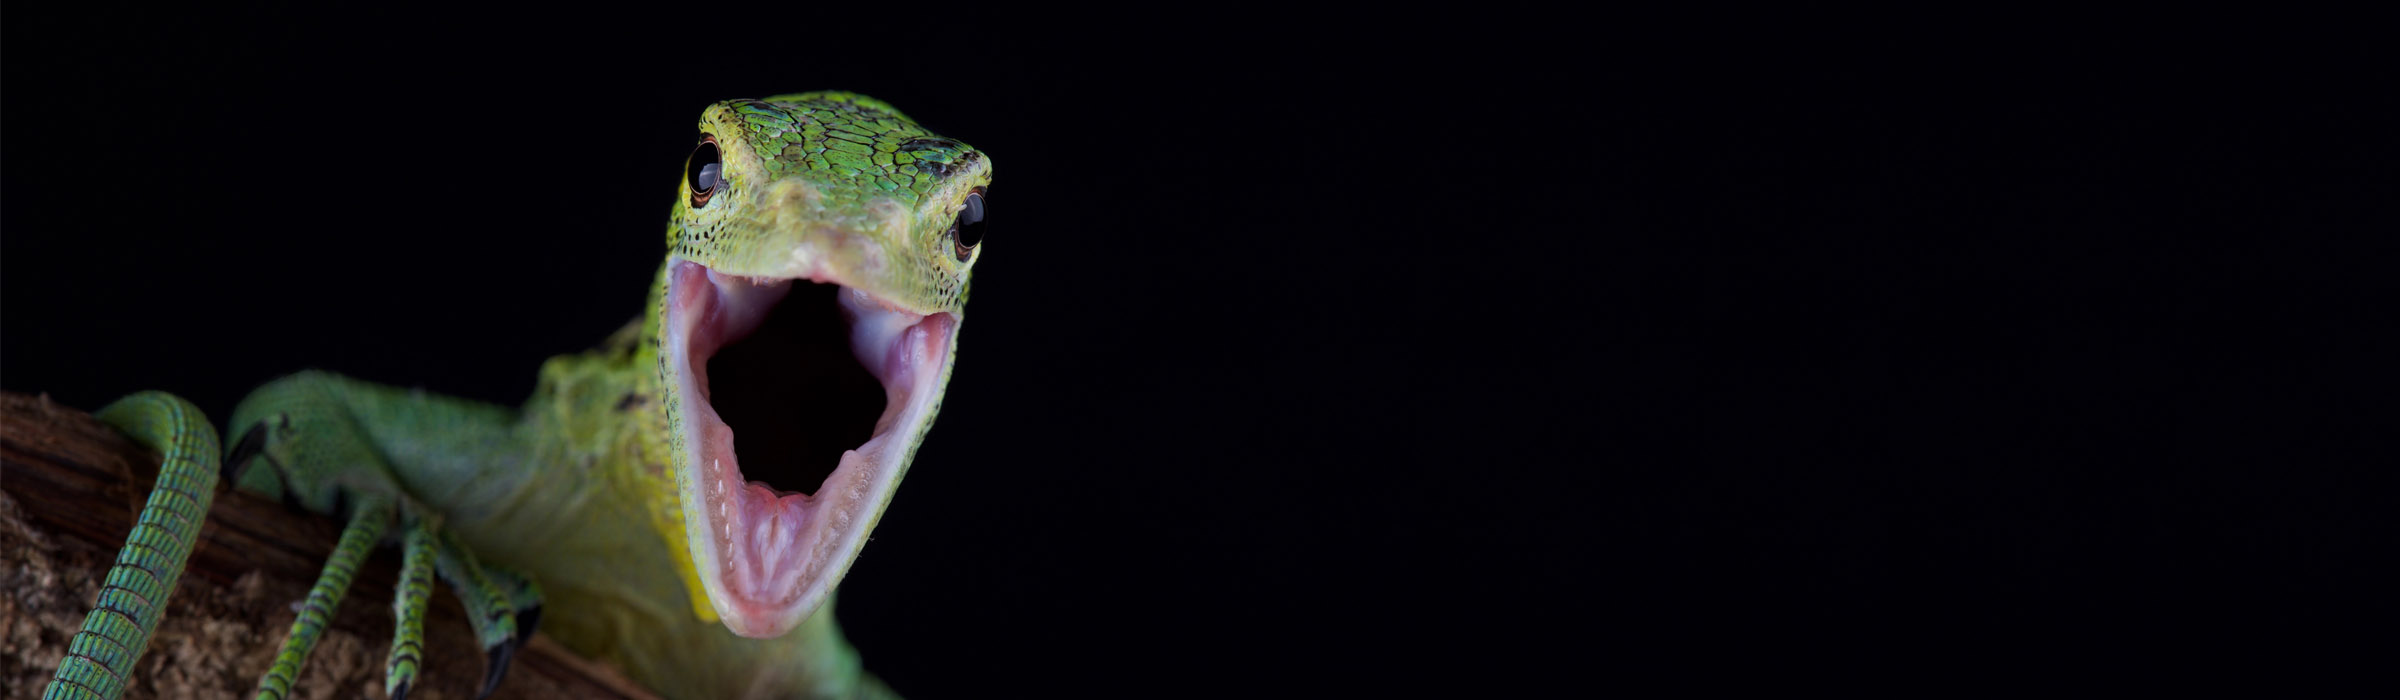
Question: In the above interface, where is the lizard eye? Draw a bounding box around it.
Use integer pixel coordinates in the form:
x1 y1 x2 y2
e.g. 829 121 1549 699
949 190 985 262
687 138 722 208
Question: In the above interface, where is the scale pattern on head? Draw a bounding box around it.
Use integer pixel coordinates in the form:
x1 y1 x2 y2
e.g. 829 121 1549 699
666 91 989 315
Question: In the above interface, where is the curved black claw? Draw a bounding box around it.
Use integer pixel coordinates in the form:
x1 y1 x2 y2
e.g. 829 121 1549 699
479 642 515 700
512 604 543 651
223 422 269 487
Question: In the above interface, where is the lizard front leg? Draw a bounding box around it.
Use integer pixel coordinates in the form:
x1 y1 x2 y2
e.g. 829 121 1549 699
224 372 545 699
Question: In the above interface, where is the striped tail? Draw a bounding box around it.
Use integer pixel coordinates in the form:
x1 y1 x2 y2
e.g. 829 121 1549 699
45 392 222 700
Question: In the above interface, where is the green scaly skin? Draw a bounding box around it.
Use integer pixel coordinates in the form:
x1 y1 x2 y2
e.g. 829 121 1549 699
46 393 220 700
255 500 392 699
385 527 435 695
45 92 990 699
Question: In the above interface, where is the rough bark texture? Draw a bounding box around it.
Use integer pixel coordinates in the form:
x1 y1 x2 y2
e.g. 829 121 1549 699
0 391 658 700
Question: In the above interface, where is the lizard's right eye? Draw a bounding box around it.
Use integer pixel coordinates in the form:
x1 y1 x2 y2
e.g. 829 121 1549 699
687 138 722 208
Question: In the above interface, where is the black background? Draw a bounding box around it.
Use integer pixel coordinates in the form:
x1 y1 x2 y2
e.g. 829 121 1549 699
6 10 2394 695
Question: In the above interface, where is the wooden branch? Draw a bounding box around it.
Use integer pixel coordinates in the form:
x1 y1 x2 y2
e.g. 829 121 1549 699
0 391 658 700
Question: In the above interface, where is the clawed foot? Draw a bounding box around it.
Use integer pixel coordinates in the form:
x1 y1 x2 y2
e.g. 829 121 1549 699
387 526 545 700
252 509 544 700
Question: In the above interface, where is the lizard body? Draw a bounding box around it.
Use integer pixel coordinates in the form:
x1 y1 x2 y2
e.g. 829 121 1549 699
46 92 990 699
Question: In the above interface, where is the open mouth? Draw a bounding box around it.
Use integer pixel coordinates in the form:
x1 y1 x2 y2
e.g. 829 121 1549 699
663 259 954 637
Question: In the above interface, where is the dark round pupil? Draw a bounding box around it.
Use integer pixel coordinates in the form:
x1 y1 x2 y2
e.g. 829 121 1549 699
687 141 722 197
955 192 986 247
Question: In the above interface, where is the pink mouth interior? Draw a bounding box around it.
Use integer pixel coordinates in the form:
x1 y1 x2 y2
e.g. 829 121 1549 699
666 260 952 634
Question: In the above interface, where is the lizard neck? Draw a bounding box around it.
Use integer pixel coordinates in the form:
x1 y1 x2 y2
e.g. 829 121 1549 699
499 259 711 617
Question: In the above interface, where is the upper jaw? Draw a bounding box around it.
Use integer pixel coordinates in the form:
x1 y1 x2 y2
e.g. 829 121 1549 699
701 180 941 315
662 257 955 637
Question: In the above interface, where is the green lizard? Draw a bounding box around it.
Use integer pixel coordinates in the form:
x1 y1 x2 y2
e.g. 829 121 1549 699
44 91 990 700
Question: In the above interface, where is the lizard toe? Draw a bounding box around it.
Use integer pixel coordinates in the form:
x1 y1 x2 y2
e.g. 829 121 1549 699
480 640 516 699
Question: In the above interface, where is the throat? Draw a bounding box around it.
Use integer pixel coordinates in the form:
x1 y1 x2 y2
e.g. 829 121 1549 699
703 281 885 496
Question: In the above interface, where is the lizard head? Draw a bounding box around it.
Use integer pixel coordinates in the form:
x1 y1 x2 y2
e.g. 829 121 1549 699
648 92 989 638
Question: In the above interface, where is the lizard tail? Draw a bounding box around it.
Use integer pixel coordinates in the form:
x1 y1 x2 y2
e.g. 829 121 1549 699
45 391 222 700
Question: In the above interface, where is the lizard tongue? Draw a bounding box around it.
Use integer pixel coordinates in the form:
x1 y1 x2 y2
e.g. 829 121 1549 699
665 260 952 637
